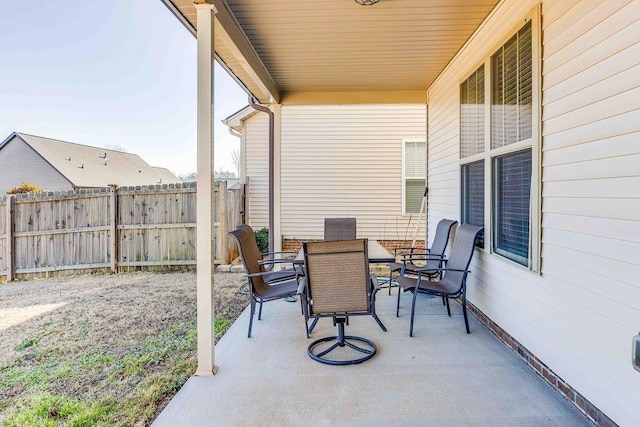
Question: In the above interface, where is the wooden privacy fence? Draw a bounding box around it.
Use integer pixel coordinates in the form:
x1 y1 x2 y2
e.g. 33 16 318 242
0 181 244 281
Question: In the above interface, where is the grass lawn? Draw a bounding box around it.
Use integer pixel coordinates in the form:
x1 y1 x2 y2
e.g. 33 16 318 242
0 271 247 426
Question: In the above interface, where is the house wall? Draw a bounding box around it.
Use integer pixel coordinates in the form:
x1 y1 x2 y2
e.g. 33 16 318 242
278 104 427 240
243 113 270 229
243 104 428 241
426 0 640 425
0 136 72 193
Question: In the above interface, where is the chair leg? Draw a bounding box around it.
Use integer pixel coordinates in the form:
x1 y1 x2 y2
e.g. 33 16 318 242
445 297 451 316
409 290 418 337
396 284 402 317
388 271 394 295
462 294 470 334
372 313 387 332
248 298 256 338
300 294 310 338
369 287 386 332
308 316 320 334
258 300 264 320
442 296 446 306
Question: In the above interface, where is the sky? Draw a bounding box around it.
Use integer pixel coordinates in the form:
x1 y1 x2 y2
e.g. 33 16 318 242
0 0 248 176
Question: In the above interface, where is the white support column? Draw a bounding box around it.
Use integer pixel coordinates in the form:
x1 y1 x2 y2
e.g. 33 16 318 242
273 104 282 254
195 2 218 376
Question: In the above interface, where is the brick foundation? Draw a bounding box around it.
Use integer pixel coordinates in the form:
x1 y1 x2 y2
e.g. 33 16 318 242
466 302 617 427
283 239 425 253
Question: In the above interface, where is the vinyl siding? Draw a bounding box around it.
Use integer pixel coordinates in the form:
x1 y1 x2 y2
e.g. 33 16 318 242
243 113 270 228
0 136 72 194
279 104 426 240
426 0 640 425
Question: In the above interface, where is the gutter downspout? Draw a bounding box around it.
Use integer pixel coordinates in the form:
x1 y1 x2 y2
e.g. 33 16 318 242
425 100 429 244
249 96 275 256
228 127 242 139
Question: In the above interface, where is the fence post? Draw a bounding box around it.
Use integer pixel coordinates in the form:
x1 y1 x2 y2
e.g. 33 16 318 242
219 180 228 264
109 185 118 273
6 195 13 282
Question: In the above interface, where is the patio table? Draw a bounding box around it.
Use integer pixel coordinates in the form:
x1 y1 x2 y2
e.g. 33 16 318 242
295 239 394 264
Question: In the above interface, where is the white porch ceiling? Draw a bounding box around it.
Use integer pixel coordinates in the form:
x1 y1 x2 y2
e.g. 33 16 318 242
164 0 500 103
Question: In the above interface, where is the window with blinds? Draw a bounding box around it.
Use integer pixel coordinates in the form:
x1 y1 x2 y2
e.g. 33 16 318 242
494 150 532 266
458 16 537 270
462 161 484 247
403 140 426 214
460 65 485 158
491 21 532 149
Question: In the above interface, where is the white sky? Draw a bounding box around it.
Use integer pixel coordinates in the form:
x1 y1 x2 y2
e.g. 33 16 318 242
0 0 248 176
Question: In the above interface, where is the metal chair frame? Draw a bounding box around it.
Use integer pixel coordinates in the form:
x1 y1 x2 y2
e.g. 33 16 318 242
396 224 483 337
229 225 302 338
301 238 386 365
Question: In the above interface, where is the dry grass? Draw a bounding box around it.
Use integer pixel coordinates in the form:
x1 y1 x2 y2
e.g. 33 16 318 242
0 271 247 426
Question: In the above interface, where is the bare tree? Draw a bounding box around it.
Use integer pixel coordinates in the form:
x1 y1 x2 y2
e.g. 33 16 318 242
104 144 128 153
178 172 197 181
231 149 241 178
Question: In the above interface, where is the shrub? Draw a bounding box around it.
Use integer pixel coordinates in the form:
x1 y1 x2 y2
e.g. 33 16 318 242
254 227 269 253
7 182 43 194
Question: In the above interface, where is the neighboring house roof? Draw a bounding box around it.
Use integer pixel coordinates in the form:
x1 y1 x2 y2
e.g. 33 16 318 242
0 132 179 188
221 105 257 132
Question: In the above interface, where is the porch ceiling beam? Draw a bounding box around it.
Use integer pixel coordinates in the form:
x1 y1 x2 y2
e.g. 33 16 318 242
209 0 280 104
280 90 428 105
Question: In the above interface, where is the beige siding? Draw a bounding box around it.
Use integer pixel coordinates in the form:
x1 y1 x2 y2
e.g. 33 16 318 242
279 104 426 240
244 113 270 228
0 136 72 194
427 0 640 425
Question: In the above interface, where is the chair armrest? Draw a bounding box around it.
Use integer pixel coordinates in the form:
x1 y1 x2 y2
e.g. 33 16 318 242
369 274 380 291
415 267 470 274
297 276 307 295
400 253 445 262
393 247 430 256
258 258 296 266
247 270 302 279
261 251 298 258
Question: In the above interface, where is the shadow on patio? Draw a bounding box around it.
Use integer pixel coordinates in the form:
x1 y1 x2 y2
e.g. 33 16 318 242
153 288 589 426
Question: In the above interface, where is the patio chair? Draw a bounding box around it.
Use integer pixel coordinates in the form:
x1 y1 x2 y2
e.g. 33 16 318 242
229 226 301 338
237 224 299 283
396 224 483 337
386 218 457 295
301 238 385 365
324 217 357 241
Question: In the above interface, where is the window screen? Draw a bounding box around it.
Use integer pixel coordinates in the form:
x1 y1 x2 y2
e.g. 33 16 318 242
494 149 532 266
491 21 532 149
460 65 485 158
404 141 426 214
462 160 485 247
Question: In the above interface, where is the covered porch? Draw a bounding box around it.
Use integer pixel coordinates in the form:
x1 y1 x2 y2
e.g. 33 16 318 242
153 290 588 426
158 0 639 425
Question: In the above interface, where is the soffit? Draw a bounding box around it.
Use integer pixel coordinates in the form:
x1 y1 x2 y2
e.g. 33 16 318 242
165 0 500 103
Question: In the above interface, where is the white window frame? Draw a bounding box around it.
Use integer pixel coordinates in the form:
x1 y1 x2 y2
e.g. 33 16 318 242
459 7 541 273
402 138 427 216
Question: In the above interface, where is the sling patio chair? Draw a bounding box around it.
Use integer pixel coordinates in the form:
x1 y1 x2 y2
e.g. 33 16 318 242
395 224 483 337
324 217 357 241
229 225 302 338
386 218 458 295
300 238 386 365
237 224 299 283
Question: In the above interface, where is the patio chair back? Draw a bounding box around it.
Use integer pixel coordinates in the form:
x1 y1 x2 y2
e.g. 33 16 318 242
437 224 483 293
396 223 483 336
304 238 370 315
229 225 268 292
424 218 458 271
324 217 357 241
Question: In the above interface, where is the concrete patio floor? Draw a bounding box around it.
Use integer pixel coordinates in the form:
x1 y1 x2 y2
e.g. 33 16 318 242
153 287 590 426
